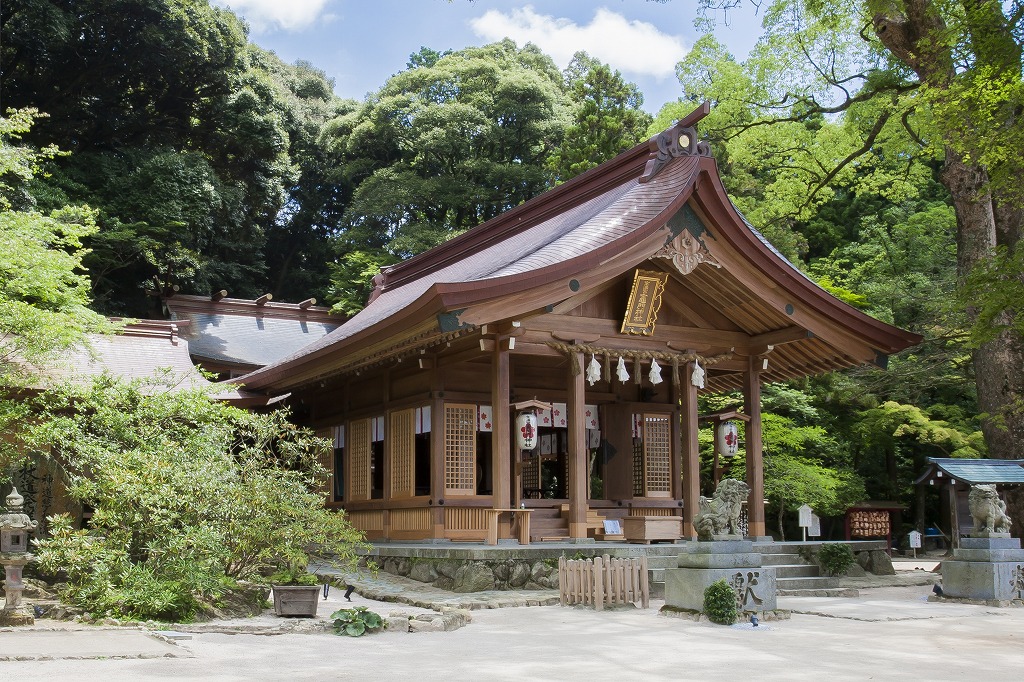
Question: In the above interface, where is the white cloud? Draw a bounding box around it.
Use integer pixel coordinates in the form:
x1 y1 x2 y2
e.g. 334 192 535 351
214 0 332 32
469 6 688 80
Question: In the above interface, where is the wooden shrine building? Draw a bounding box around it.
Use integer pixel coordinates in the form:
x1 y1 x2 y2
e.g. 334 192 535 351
235 104 921 543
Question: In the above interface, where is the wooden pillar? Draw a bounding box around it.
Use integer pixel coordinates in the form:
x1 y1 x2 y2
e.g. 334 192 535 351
492 346 512 538
430 386 446 540
744 355 766 538
567 352 588 539
681 361 701 539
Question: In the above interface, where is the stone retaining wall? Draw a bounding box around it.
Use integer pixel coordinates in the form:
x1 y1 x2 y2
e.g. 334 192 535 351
370 556 560 593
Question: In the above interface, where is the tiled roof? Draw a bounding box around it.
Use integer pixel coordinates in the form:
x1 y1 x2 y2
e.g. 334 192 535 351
42 322 209 390
174 312 338 368
165 295 342 369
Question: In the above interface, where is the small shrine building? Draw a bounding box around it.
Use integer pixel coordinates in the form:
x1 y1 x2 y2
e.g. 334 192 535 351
235 103 921 543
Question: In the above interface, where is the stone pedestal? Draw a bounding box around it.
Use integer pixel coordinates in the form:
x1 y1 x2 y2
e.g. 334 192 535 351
664 538 777 614
940 535 1024 602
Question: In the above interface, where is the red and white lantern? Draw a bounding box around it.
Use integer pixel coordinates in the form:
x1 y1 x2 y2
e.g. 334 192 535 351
716 420 740 457
515 410 539 450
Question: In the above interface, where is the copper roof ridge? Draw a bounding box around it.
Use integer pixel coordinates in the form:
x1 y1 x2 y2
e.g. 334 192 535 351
164 294 338 321
107 318 189 341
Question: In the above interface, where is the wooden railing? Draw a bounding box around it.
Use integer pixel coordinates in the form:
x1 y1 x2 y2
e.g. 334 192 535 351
558 554 650 610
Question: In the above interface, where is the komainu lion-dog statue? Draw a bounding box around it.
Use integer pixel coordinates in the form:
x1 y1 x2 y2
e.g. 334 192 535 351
968 483 1012 536
694 478 750 540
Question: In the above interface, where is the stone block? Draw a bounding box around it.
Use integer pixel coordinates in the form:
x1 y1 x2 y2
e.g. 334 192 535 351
664 565 777 613
685 540 755 554
941 560 1024 601
385 615 410 632
676 552 764 569
409 617 445 633
960 536 1021 550
952 548 1024 563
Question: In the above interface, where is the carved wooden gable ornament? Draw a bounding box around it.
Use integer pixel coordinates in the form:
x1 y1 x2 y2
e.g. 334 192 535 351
657 205 721 276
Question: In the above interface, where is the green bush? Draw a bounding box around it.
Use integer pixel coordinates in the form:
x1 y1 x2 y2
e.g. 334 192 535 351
817 543 856 576
331 606 384 636
703 579 737 625
30 375 368 622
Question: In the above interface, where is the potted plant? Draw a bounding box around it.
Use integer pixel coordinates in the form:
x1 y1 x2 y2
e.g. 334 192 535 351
269 562 321 617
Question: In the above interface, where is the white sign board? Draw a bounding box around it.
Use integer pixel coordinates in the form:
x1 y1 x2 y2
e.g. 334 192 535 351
798 504 813 528
809 513 821 538
603 520 622 535
909 530 922 549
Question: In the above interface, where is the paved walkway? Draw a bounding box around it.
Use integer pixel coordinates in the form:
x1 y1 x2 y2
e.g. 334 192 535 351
3 554 989 681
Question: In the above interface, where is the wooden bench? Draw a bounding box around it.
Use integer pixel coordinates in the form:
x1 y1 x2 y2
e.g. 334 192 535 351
484 508 532 545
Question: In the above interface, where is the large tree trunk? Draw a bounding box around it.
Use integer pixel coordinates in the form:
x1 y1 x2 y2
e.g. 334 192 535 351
875 1 1024 535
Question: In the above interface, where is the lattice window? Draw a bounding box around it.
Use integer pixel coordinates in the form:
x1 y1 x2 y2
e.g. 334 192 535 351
522 456 540 496
632 439 645 496
389 408 415 499
643 415 671 497
348 418 371 501
444 403 477 495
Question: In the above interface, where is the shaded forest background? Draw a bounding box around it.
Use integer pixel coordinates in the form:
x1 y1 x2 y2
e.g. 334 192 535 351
3 0 1022 541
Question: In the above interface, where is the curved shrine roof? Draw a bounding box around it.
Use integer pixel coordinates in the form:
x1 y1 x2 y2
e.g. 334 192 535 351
235 105 921 393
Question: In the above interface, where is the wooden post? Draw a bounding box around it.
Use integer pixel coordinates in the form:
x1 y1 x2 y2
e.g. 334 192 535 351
567 351 588 539
681 361 700 539
492 346 512 538
744 355 766 538
430 384 446 540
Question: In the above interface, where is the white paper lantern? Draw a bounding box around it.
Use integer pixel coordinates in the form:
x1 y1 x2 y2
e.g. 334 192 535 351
716 420 739 457
515 411 539 450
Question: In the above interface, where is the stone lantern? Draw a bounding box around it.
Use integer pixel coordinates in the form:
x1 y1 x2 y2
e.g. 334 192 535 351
1 487 39 625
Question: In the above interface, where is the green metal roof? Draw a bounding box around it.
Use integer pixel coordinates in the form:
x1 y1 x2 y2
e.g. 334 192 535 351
916 458 1024 485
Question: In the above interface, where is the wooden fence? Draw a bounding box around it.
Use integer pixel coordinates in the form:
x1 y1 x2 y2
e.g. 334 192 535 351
558 554 650 610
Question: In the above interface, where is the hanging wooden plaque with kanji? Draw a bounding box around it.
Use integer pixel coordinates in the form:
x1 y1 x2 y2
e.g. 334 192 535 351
620 269 668 335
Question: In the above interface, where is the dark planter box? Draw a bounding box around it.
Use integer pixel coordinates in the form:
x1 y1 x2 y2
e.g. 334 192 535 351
272 585 320 617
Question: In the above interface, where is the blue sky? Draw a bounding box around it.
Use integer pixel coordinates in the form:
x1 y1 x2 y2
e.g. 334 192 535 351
212 1 767 113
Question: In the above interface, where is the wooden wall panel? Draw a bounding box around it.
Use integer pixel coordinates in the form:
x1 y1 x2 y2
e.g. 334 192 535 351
388 408 415 499
348 418 371 501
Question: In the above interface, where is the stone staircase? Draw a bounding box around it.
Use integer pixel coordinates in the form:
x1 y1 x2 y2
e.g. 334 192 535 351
643 542 857 598
756 543 855 597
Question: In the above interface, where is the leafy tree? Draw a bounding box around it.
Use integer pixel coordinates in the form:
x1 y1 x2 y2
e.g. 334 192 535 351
28 375 366 621
323 40 569 311
547 52 653 182
3 2 351 313
682 1 1024 529
760 413 866 538
0 110 111 425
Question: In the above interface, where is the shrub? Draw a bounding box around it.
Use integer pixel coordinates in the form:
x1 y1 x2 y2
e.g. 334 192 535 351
703 578 737 625
817 543 856 576
30 375 368 621
331 606 384 636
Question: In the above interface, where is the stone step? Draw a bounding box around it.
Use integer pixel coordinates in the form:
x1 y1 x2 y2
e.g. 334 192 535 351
773 564 820 579
777 576 838 590
761 553 805 566
778 587 860 598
